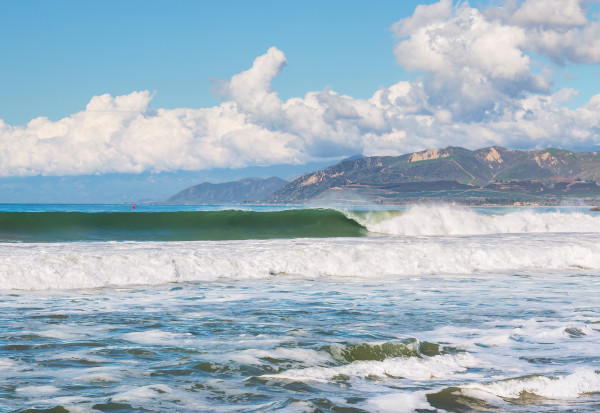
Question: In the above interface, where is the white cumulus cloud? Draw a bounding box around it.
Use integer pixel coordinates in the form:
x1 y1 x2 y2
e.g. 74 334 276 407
486 0 600 64
392 0 549 120
1 1 600 177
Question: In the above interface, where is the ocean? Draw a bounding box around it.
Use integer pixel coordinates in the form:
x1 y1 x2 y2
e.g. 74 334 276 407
1 203 600 412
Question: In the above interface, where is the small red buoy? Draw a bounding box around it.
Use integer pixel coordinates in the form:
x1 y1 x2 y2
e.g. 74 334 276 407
132 204 136 210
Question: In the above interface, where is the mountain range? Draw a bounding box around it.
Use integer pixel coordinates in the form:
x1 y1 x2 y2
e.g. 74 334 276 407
166 147 600 205
166 177 287 204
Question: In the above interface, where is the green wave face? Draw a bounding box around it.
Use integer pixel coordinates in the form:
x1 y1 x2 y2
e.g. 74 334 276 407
0 209 368 242
330 340 452 363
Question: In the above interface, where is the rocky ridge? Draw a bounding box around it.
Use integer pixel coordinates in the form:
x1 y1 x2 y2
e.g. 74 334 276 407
265 146 600 204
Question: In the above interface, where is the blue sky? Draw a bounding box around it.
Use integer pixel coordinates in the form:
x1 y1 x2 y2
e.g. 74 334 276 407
1 0 599 202
0 0 428 125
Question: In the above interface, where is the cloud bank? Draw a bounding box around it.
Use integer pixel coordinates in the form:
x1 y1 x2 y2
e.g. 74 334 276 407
1 0 599 176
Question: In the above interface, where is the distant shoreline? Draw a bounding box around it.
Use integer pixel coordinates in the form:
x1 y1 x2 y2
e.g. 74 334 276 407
149 201 600 210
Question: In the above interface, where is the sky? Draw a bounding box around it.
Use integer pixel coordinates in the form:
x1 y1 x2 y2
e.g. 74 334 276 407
1 0 600 202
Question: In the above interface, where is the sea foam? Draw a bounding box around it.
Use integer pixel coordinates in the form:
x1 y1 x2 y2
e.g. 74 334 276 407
263 353 479 382
352 205 600 236
462 369 600 400
365 391 433 413
2 231 600 290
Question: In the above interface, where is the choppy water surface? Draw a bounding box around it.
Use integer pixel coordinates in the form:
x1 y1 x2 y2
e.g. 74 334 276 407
2 204 600 412
1 270 600 412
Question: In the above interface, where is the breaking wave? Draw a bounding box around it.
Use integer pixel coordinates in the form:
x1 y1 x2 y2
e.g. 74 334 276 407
461 369 600 400
263 339 475 383
2 232 600 290
0 209 366 242
3 205 600 242
350 204 600 236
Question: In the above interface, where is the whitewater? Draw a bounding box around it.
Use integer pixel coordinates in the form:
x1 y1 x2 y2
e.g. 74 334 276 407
1 204 600 412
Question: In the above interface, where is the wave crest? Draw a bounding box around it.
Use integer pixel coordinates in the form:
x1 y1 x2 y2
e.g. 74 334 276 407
462 369 600 400
3 233 600 290
350 205 600 236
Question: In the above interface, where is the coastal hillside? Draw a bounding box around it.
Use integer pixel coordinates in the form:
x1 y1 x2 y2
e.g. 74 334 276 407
265 146 600 205
166 177 287 204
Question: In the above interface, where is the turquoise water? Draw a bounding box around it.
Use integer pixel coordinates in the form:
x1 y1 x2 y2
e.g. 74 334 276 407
1 204 600 412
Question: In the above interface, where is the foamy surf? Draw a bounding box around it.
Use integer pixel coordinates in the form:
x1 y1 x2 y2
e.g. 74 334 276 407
373 370 600 413
2 258 600 412
350 205 600 236
461 369 600 400
3 204 600 412
3 231 600 290
263 352 479 382
365 391 434 413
